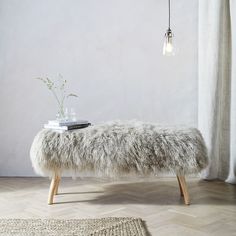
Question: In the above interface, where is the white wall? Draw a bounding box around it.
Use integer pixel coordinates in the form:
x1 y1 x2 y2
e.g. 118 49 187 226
0 0 198 176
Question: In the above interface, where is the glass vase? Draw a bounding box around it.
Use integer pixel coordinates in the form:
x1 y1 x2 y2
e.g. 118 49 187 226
56 105 67 121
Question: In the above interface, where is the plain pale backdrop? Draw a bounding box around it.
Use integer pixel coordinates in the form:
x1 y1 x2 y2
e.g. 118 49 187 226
0 0 198 176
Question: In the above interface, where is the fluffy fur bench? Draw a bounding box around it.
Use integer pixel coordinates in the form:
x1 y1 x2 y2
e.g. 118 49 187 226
30 121 208 205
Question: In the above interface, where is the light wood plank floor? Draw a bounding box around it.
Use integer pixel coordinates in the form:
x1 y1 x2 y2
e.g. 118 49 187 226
0 177 235 235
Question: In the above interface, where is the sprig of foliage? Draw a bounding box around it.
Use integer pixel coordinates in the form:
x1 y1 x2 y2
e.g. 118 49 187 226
67 93 78 98
35 75 78 117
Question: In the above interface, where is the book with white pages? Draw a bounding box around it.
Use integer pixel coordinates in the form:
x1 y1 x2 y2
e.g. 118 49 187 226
48 120 89 127
44 123 91 131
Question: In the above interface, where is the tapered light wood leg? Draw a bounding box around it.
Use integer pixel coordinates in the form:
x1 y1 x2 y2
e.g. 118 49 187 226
176 175 184 196
54 176 61 195
48 174 58 205
177 175 190 205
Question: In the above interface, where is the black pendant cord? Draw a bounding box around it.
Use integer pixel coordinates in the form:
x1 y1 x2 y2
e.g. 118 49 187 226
168 0 171 30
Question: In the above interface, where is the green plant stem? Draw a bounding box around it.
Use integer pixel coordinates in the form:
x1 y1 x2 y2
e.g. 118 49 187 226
51 89 65 116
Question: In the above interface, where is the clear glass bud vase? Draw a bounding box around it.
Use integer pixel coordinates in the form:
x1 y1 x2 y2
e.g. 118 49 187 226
56 105 66 121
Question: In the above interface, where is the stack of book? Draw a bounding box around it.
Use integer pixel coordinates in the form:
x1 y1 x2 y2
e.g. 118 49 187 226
44 120 91 132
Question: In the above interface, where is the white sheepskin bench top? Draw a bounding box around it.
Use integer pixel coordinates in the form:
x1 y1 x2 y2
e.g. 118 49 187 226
30 121 208 177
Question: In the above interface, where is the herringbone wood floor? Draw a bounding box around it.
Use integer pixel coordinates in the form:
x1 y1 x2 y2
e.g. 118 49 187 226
0 177 235 235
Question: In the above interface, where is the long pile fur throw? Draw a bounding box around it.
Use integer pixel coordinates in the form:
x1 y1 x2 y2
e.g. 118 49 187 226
30 121 208 177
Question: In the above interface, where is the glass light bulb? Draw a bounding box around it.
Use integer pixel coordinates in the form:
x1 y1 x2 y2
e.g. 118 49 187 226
163 29 175 56
166 42 173 52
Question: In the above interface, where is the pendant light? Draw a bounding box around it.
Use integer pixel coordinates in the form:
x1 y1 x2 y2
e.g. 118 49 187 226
163 0 175 56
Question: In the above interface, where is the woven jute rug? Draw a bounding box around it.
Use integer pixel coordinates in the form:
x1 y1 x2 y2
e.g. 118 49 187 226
0 217 149 236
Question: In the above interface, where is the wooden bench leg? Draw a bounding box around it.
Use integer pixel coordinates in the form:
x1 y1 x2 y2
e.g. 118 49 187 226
177 175 184 196
176 175 190 205
54 176 61 195
48 173 59 205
